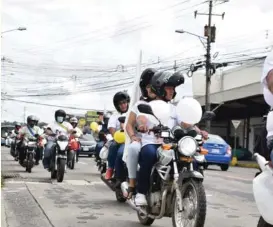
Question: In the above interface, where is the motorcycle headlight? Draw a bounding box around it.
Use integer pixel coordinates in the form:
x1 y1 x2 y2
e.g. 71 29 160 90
178 136 197 156
57 141 68 150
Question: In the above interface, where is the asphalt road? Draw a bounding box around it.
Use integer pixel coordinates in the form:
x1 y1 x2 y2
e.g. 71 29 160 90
1 147 260 227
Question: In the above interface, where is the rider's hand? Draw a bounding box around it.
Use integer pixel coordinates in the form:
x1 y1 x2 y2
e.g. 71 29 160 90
200 130 208 139
130 135 141 142
136 115 148 132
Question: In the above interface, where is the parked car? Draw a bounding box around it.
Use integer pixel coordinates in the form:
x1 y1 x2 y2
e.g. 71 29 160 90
202 134 232 171
78 133 96 157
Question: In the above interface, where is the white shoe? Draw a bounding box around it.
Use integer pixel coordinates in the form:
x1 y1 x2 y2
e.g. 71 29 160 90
135 193 148 206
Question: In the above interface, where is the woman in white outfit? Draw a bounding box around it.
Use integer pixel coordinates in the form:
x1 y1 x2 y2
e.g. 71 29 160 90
125 68 158 198
261 50 273 168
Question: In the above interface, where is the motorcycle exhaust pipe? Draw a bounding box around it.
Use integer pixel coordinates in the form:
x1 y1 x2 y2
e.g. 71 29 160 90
120 182 155 218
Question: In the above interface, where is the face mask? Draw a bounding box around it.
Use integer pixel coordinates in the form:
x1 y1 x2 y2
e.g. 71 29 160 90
56 116 64 123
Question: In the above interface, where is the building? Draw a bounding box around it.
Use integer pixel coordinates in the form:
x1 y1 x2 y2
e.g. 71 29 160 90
192 59 267 153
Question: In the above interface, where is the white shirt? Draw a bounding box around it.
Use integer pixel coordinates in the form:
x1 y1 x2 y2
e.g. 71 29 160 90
73 127 83 138
138 102 182 147
261 50 273 137
107 113 123 131
46 121 73 137
19 125 43 140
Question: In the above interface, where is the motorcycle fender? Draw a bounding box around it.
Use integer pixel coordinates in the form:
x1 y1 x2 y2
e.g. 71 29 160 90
178 170 204 184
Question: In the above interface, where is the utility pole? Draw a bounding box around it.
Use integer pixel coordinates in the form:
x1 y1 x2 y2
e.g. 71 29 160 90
23 106 26 123
174 60 178 72
194 0 226 131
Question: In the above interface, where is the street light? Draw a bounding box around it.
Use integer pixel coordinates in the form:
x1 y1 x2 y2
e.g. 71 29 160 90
175 29 206 40
1 27 27 34
175 28 212 131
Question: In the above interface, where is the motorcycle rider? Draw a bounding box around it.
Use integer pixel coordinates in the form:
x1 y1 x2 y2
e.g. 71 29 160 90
261 49 273 168
10 123 21 157
95 112 109 162
116 68 158 197
134 71 208 206
17 115 43 165
104 91 130 180
69 117 83 162
43 109 74 169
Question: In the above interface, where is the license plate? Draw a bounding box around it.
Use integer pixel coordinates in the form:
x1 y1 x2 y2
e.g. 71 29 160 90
211 149 220 153
83 147 89 151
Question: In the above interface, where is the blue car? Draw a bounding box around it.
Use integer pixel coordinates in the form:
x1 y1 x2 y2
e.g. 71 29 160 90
202 134 232 171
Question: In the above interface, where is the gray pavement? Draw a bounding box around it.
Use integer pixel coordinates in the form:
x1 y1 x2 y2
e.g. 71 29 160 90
1 147 260 227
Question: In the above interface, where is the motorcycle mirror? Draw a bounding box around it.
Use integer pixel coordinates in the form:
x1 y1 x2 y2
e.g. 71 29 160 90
187 128 198 138
201 111 216 121
137 104 154 116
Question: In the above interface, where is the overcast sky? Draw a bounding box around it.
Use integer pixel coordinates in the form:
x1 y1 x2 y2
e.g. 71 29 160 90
1 0 273 123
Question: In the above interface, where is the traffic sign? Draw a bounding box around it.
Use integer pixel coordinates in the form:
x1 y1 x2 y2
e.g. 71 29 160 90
232 120 241 130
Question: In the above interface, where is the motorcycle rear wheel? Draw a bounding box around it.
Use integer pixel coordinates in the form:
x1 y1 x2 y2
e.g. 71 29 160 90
172 179 206 227
258 217 273 227
71 154 75 170
57 159 66 182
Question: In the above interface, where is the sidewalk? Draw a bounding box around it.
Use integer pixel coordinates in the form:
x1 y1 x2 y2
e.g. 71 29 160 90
236 160 259 169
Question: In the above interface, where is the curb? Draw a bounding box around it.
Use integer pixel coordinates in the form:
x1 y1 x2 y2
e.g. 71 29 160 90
236 162 259 169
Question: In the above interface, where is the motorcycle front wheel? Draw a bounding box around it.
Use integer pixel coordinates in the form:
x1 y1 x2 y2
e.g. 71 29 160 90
57 159 66 182
26 153 33 173
172 179 206 227
258 217 273 227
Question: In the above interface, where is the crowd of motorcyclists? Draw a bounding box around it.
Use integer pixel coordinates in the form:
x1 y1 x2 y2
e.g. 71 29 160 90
4 56 273 226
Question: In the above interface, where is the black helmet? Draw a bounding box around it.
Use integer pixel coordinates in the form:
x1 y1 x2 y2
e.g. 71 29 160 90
27 115 36 128
113 91 130 113
151 71 185 100
139 68 157 100
55 109 66 123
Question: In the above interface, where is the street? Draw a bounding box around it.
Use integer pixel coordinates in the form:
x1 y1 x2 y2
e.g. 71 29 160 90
1 147 260 227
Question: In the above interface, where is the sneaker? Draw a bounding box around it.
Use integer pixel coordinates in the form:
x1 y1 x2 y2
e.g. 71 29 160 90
135 193 148 206
105 168 113 180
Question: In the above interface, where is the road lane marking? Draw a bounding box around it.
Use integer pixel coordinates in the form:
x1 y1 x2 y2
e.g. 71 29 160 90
78 161 88 165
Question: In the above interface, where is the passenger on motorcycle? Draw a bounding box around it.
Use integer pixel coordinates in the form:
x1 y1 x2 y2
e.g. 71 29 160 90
119 68 158 198
104 91 130 180
261 50 273 168
43 109 74 169
134 71 208 206
17 115 43 165
10 123 21 153
95 112 109 162
69 117 83 162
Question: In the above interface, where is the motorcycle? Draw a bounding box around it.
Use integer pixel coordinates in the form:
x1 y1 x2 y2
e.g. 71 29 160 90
67 135 79 170
49 133 69 182
5 132 13 147
23 136 43 173
193 134 209 175
253 153 273 227
119 101 213 227
98 135 112 174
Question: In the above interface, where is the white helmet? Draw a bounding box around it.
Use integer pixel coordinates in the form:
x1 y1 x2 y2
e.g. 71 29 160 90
70 117 78 124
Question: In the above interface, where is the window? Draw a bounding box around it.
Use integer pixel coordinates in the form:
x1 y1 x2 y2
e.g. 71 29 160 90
206 134 226 144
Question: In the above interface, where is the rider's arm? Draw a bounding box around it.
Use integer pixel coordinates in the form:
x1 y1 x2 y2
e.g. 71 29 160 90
108 115 118 136
126 111 137 138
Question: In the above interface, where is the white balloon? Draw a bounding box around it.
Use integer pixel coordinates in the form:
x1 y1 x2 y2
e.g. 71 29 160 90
149 100 171 125
176 97 202 125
